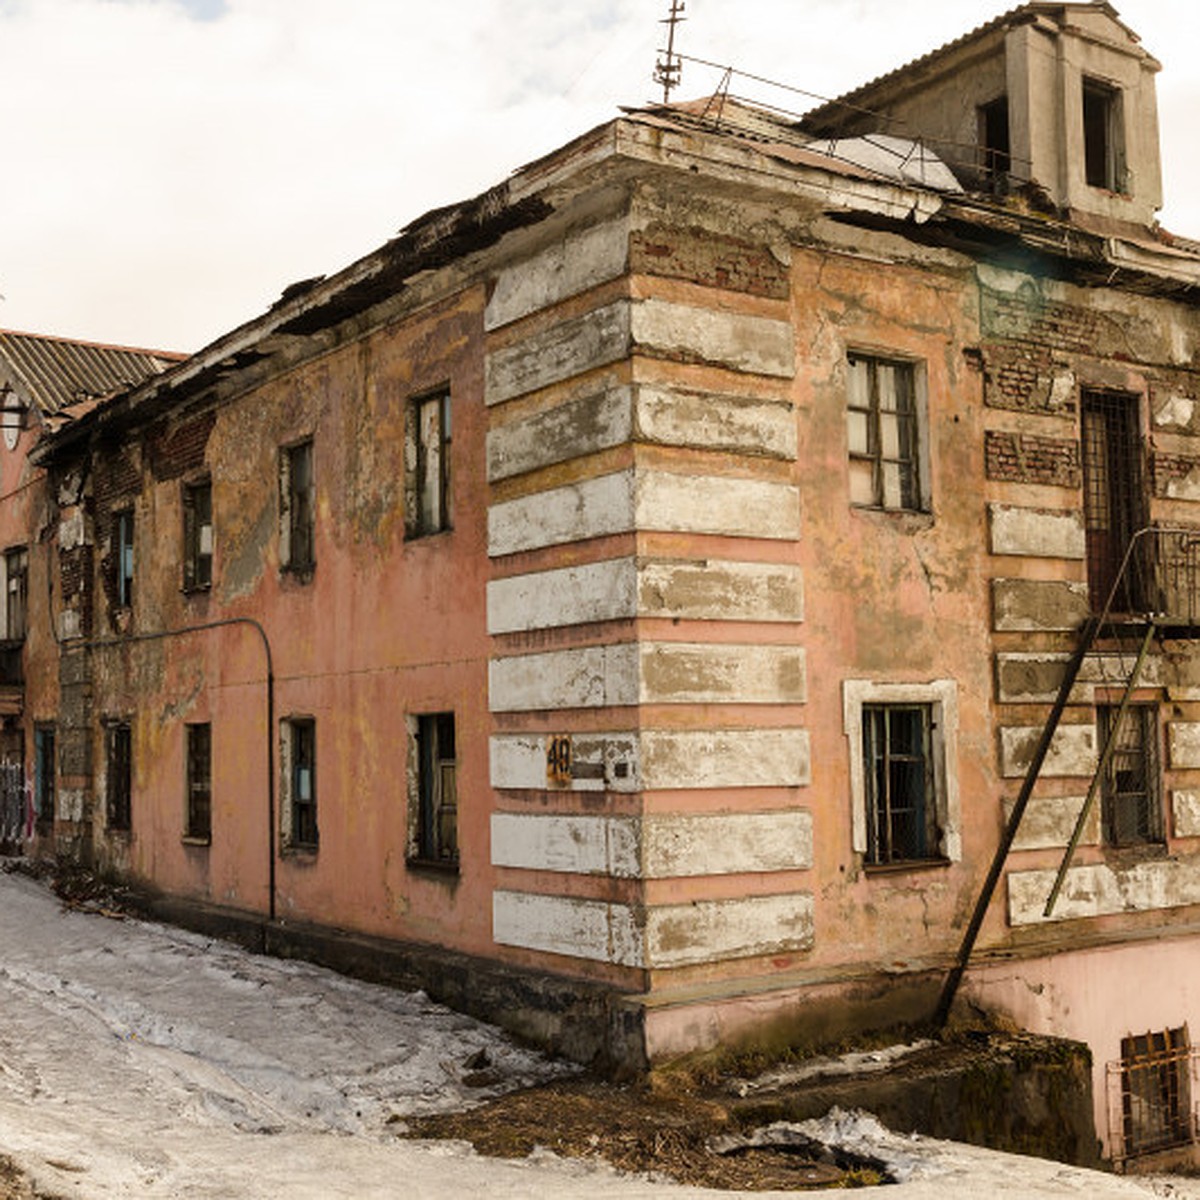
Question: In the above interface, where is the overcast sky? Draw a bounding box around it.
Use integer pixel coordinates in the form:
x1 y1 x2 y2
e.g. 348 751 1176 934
2 0 1197 353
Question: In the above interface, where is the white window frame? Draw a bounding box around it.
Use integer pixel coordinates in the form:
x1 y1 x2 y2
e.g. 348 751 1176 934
843 679 961 863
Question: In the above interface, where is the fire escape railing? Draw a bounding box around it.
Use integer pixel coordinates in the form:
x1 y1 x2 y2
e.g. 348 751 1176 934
935 526 1200 1028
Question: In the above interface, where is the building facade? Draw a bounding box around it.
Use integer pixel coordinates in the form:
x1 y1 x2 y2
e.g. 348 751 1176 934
11 1 1200 1168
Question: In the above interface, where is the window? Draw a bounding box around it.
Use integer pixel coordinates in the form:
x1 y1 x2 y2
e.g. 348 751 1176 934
185 723 212 842
183 480 213 591
106 721 132 831
1083 77 1126 193
280 441 314 573
1099 703 1162 847
34 725 54 824
846 354 923 511
281 718 317 849
407 392 452 537
1081 390 1147 613
4 547 27 641
844 680 960 867
409 712 458 867
115 509 134 608
1117 1028 1194 1161
978 95 1011 186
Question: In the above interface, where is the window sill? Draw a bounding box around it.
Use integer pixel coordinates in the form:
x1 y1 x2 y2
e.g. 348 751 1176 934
281 842 318 859
406 856 460 877
863 857 951 876
181 834 211 848
181 584 212 597
280 564 315 585
405 525 454 543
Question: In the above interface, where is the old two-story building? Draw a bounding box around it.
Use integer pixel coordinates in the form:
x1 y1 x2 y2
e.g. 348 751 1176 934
12 0 1200 1168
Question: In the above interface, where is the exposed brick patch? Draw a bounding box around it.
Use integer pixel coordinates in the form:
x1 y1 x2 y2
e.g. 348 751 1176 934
1152 451 1200 499
985 430 1081 487
981 289 1107 357
979 344 1074 415
146 411 215 483
630 227 789 299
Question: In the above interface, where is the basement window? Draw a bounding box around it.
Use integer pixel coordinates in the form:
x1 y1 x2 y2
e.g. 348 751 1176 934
279 440 315 575
846 354 926 512
1083 77 1126 193
281 717 317 851
185 722 212 843
4 546 27 642
1115 1027 1195 1162
1098 703 1162 848
106 720 132 832
406 392 452 538
183 479 213 592
408 712 458 869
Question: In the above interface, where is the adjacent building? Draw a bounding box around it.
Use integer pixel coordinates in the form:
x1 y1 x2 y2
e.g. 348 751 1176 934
9 1 1200 1169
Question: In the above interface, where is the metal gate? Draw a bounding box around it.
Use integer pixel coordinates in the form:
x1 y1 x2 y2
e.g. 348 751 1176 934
0 761 29 847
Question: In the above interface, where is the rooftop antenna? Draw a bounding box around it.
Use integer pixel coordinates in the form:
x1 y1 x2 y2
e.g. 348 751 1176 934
654 0 685 104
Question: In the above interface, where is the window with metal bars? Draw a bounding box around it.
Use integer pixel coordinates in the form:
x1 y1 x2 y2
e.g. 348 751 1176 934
1081 390 1147 613
183 480 213 592
1118 1027 1193 1159
106 721 132 832
411 712 458 868
862 703 942 865
281 717 317 850
1098 703 1162 848
185 722 211 843
846 354 922 512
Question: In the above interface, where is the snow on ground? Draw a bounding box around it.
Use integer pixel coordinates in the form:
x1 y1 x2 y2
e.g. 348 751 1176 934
0 868 1196 1198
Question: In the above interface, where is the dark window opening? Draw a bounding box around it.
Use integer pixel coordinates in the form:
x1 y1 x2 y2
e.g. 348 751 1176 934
5 547 27 642
1120 1028 1193 1159
115 510 134 609
281 441 315 573
847 355 922 512
106 721 132 832
408 392 452 537
1081 390 1147 613
1083 77 1125 192
978 95 1011 186
414 712 458 867
863 703 942 866
34 726 54 824
1099 703 1162 848
185 723 212 842
183 480 213 592
286 718 317 849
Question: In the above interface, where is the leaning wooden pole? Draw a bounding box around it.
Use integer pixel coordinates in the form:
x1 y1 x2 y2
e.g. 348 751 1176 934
933 616 1101 1029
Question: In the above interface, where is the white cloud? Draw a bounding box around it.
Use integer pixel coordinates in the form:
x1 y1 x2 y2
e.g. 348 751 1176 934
0 0 1195 351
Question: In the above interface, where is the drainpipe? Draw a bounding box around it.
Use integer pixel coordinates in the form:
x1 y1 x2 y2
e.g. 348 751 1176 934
87 618 276 921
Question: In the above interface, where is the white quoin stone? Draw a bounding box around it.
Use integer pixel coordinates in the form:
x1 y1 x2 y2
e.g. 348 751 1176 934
634 385 797 460
488 643 640 712
489 811 813 878
486 386 633 482
487 559 638 634
489 642 806 711
1005 795 1098 851
484 217 629 331
491 890 814 966
1008 856 1200 925
630 299 795 378
487 468 800 557
489 729 810 792
999 724 1098 779
489 732 641 794
1169 723 1200 770
645 893 814 967
1172 790 1200 838
989 504 1086 560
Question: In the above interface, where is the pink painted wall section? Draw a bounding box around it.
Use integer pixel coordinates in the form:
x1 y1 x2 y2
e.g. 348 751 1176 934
965 938 1200 1159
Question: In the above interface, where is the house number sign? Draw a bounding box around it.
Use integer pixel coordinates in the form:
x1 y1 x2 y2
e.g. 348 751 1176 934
546 734 572 785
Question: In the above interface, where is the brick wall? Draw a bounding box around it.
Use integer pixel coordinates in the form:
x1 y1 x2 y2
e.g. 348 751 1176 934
985 430 1081 487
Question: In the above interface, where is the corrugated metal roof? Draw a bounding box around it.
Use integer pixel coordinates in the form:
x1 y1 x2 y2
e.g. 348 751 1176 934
0 329 183 417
